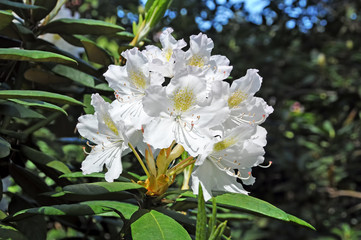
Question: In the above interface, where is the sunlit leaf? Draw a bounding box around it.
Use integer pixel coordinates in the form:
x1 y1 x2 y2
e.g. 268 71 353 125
214 193 315 230
41 18 124 35
0 224 27 240
0 48 77 65
0 90 83 105
131 210 191 240
9 99 68 116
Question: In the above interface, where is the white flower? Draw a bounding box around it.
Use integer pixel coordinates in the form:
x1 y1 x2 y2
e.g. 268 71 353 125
221 69 274 129
142 73 229 156
174 32 233 85
144 28 187 78
77 94 130 182
191 124 267 201
103 48 164 130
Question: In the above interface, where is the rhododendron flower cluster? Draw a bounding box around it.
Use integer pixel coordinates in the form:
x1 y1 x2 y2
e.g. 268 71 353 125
77 28 273 201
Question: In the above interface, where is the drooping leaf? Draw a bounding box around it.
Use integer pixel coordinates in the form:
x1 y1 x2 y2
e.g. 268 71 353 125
0 224 27 240
20 145 71 175
0 90 83 105
0 10 13 31
214 193 315 230
131 210 191 240
40 18 124 35
0 136 11 158
0 100 45 119
0 48 77 65
9 99 68 116
81 39 113 65
8 201 138 221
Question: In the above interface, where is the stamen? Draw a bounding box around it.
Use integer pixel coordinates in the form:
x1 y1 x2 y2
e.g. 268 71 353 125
258 161 272 168
82 147 91 155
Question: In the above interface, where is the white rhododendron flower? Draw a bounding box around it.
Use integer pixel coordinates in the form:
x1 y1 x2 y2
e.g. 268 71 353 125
142 73 229 156
192 124 267 201
77 28 273 198
221 69 274 129
145 28 187 78
104 48 164 130
175 33 233 88
77 94 131 182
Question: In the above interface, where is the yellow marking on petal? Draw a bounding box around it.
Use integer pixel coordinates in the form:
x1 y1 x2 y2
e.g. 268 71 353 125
164 48 173 62
213 137 237 152
172 87 195 112
188 54 205 67
129 70 147 89
228 90 248 108
104 115 119 135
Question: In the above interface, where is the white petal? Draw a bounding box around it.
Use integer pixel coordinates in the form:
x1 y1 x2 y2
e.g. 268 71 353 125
143 85 171 117
77 114 107 145
231 69 262 96
103 65 132 95
191 159 248 201
143 118 176 149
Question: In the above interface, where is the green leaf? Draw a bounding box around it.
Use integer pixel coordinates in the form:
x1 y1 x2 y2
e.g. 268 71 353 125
0 136 11 158
131 210 191 240
144 0 172 28
0 90 83 105
41 18 124 35
214 193 315 230
0 48 77 65
81 39 113 65
196 184 207 240
20 145 71 175
0 100 45 119
60 171 105 179
0 0 44 10
0 224 27 240
51 64 97 88
0 10 13 31
32 0 57 22
8 201 138 221
9 99 68 116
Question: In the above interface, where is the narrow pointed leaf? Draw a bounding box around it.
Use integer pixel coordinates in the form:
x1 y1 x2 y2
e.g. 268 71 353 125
0 224 27 240
131 210 191 240
214 193 315 230
0 101 45 119
196 184 207 240
81 39 113 65
7 201 138 221
0 0 44 10
41 18 124 35
0 48 77 65
0 90 83 105
9 99 68 115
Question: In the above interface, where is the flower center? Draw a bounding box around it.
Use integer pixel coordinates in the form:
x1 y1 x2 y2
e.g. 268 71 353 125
213 137 237 152
164 48 173 62
188 54 205 67
228 90 248 108
103 115 119 135
172 87 196 112
129 70 147 89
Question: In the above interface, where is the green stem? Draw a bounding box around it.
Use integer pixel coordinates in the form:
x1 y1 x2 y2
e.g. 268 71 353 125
128 142 150 178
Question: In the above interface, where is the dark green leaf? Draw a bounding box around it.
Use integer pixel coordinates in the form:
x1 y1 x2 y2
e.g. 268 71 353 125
31 0 57 22
0 90 83 105
0 100 45 119
51 64 96 88
214 193 315 230
23 67 71 85
0 48 77 65
81 39 113 65
196 184 207 240
60 171 105 179
9 99 68 115
0 224 27 240
21 145 71 174
0 136 11 158
0 10 13 31
41 18 124 35
131 210 191 240
0 0 44 10
8 201 138 221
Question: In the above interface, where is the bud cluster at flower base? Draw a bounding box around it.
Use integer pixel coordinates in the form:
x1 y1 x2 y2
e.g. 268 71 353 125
77 28 273 201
